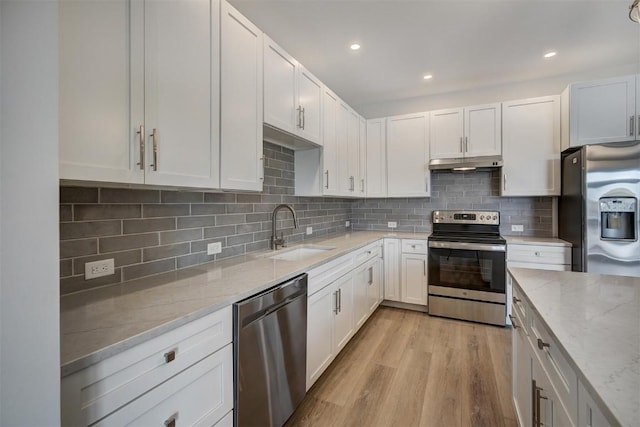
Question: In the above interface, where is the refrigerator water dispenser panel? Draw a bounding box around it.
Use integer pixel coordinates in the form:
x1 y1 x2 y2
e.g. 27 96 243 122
600 197 637 241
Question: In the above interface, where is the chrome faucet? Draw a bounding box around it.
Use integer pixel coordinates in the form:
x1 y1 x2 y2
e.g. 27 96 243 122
271 204 298 250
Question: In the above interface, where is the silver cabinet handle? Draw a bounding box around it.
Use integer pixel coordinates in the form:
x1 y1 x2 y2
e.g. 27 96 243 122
297 105 303 129
350 176 355 192
259 156 265 181
503 173 507 191
460 136 463 153
164 413 178 427
149 128 158 171
369 266 373 284
513 296 521 303
338 288 342 312
537 338 550 350
136 125 145 170
164 349 176 363
334 291 339 314
465 136 468 152
509 314 519 328
324 170 329 189
301 106 305 130
361 178 365 192
533 381 548 427
631 115 635 137
637 115 640 137
423 259 426 276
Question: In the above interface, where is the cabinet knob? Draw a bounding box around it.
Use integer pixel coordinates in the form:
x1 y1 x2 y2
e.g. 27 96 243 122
513 296 521 303
537 338 550 350
164 413 178 427
164 349 176 363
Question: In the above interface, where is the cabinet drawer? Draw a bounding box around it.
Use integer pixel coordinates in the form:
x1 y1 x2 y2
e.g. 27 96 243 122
307 252 354 296
401 239 428 254
507 244 570 265
96 344 233 426
354 241 382 266
511 284 529 330
62 306 232 425
530 314 578 423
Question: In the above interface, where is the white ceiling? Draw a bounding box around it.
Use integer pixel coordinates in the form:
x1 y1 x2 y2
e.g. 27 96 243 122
229 0 640 115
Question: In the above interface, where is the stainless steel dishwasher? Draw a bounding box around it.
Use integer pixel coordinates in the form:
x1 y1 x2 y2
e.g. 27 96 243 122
234 273 307 427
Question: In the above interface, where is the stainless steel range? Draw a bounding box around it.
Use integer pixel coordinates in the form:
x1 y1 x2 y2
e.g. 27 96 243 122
428 210 507 326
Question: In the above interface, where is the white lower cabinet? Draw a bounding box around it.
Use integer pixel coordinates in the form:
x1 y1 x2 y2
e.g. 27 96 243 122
512 305 532 427
61 306 233 426
400 253 428 306
578 380 613 427
383 238 401 302
306 241 383 390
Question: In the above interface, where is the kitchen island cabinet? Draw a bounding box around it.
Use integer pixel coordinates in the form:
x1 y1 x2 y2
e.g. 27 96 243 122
509 267 639 427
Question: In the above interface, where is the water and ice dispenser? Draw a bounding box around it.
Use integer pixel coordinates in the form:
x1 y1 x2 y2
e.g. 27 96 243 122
599 197 637 241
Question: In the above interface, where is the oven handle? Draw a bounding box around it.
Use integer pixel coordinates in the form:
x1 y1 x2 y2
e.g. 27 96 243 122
428 241 506 252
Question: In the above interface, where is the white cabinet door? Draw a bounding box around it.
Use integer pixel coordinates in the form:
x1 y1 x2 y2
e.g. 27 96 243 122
430 108 464 159
465 103 501 157
322 88 340 195
306 284 335 390
358 116 367 196
336 101 351 195
143 0 219 188
383 239 401 301
263 36 297 135
568 75 636 146
532 353 573 427
386 112 430 197
368 257 383 313
346 108 360 195
401 253 428 305
366 118 387 198
332 274 354 353
502 96 561 196
578 380 613 427
220 0 263 191
353 262 370 330
297 66 323 145
59 0 144 184
512 311 532 427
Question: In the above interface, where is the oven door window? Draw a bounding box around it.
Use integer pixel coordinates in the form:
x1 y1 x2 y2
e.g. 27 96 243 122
428 247 505 293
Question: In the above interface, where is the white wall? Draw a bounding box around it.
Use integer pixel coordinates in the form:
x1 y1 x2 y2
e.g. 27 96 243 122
0 1 60 425
357 63 639 119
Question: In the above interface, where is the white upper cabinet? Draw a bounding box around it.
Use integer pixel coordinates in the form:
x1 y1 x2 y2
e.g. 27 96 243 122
366 118 387 198
60 0 220 189
143 0 219 188
336 100 351 195
430 108 464 159
502 96 561 196
562 75 637 149
358 116 367 197
346 108 361 195
220 0 264 191
263 36 323 146
430 103 501 159
386 112 430 197
321 88 341 196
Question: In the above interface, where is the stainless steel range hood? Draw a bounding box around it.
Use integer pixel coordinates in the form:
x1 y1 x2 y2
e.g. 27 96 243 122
429 156 503 172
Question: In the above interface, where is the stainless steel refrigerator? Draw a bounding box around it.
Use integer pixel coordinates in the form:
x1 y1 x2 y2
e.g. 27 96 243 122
559 141 640 277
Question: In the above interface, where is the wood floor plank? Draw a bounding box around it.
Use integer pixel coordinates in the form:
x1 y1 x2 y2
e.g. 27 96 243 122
289 307 516 427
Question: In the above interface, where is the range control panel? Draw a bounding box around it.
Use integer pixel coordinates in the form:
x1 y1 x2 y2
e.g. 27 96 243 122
432 210 500 225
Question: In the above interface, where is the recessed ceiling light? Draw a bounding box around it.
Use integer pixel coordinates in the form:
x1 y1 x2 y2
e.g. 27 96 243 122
543 51 557 59
350 43 361 51
423 74 433 80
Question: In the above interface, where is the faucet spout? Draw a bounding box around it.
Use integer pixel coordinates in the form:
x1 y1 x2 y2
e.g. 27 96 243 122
271 204 298 250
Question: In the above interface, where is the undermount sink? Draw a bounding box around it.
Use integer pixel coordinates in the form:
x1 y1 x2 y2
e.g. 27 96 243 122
268 245 335 261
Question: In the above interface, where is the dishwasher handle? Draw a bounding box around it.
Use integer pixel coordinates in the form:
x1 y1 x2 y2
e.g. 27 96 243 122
236 273 308 329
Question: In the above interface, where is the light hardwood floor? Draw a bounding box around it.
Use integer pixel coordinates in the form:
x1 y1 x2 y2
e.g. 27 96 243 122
286 307 517 427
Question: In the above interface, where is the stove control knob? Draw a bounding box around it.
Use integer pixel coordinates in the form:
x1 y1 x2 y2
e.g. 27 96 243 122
492 215 497 220
480 215 484 220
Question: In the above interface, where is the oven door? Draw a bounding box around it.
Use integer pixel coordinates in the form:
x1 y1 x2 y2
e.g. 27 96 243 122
428 241 506 294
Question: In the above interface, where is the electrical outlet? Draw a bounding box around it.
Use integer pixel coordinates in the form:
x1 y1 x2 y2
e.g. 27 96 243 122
388 221 397 229
345 221 350 228
85 259 115 280
207 242 222 255
306 227 313 235
511 224 524 232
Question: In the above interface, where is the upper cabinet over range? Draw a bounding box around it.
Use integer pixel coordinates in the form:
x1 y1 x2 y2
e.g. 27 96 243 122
263 36 323 147
562 74 640 149
429 103 502 161
60 0 221 189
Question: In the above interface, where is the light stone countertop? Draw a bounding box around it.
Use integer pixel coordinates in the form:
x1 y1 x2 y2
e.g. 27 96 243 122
505 236 571 247
60 230 428 377
509 267 640 427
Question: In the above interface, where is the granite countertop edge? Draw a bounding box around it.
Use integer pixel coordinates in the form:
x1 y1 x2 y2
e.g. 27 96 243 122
60 230 429 377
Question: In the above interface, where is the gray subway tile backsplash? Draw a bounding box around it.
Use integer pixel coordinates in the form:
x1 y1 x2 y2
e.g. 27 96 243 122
59 143 553 295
